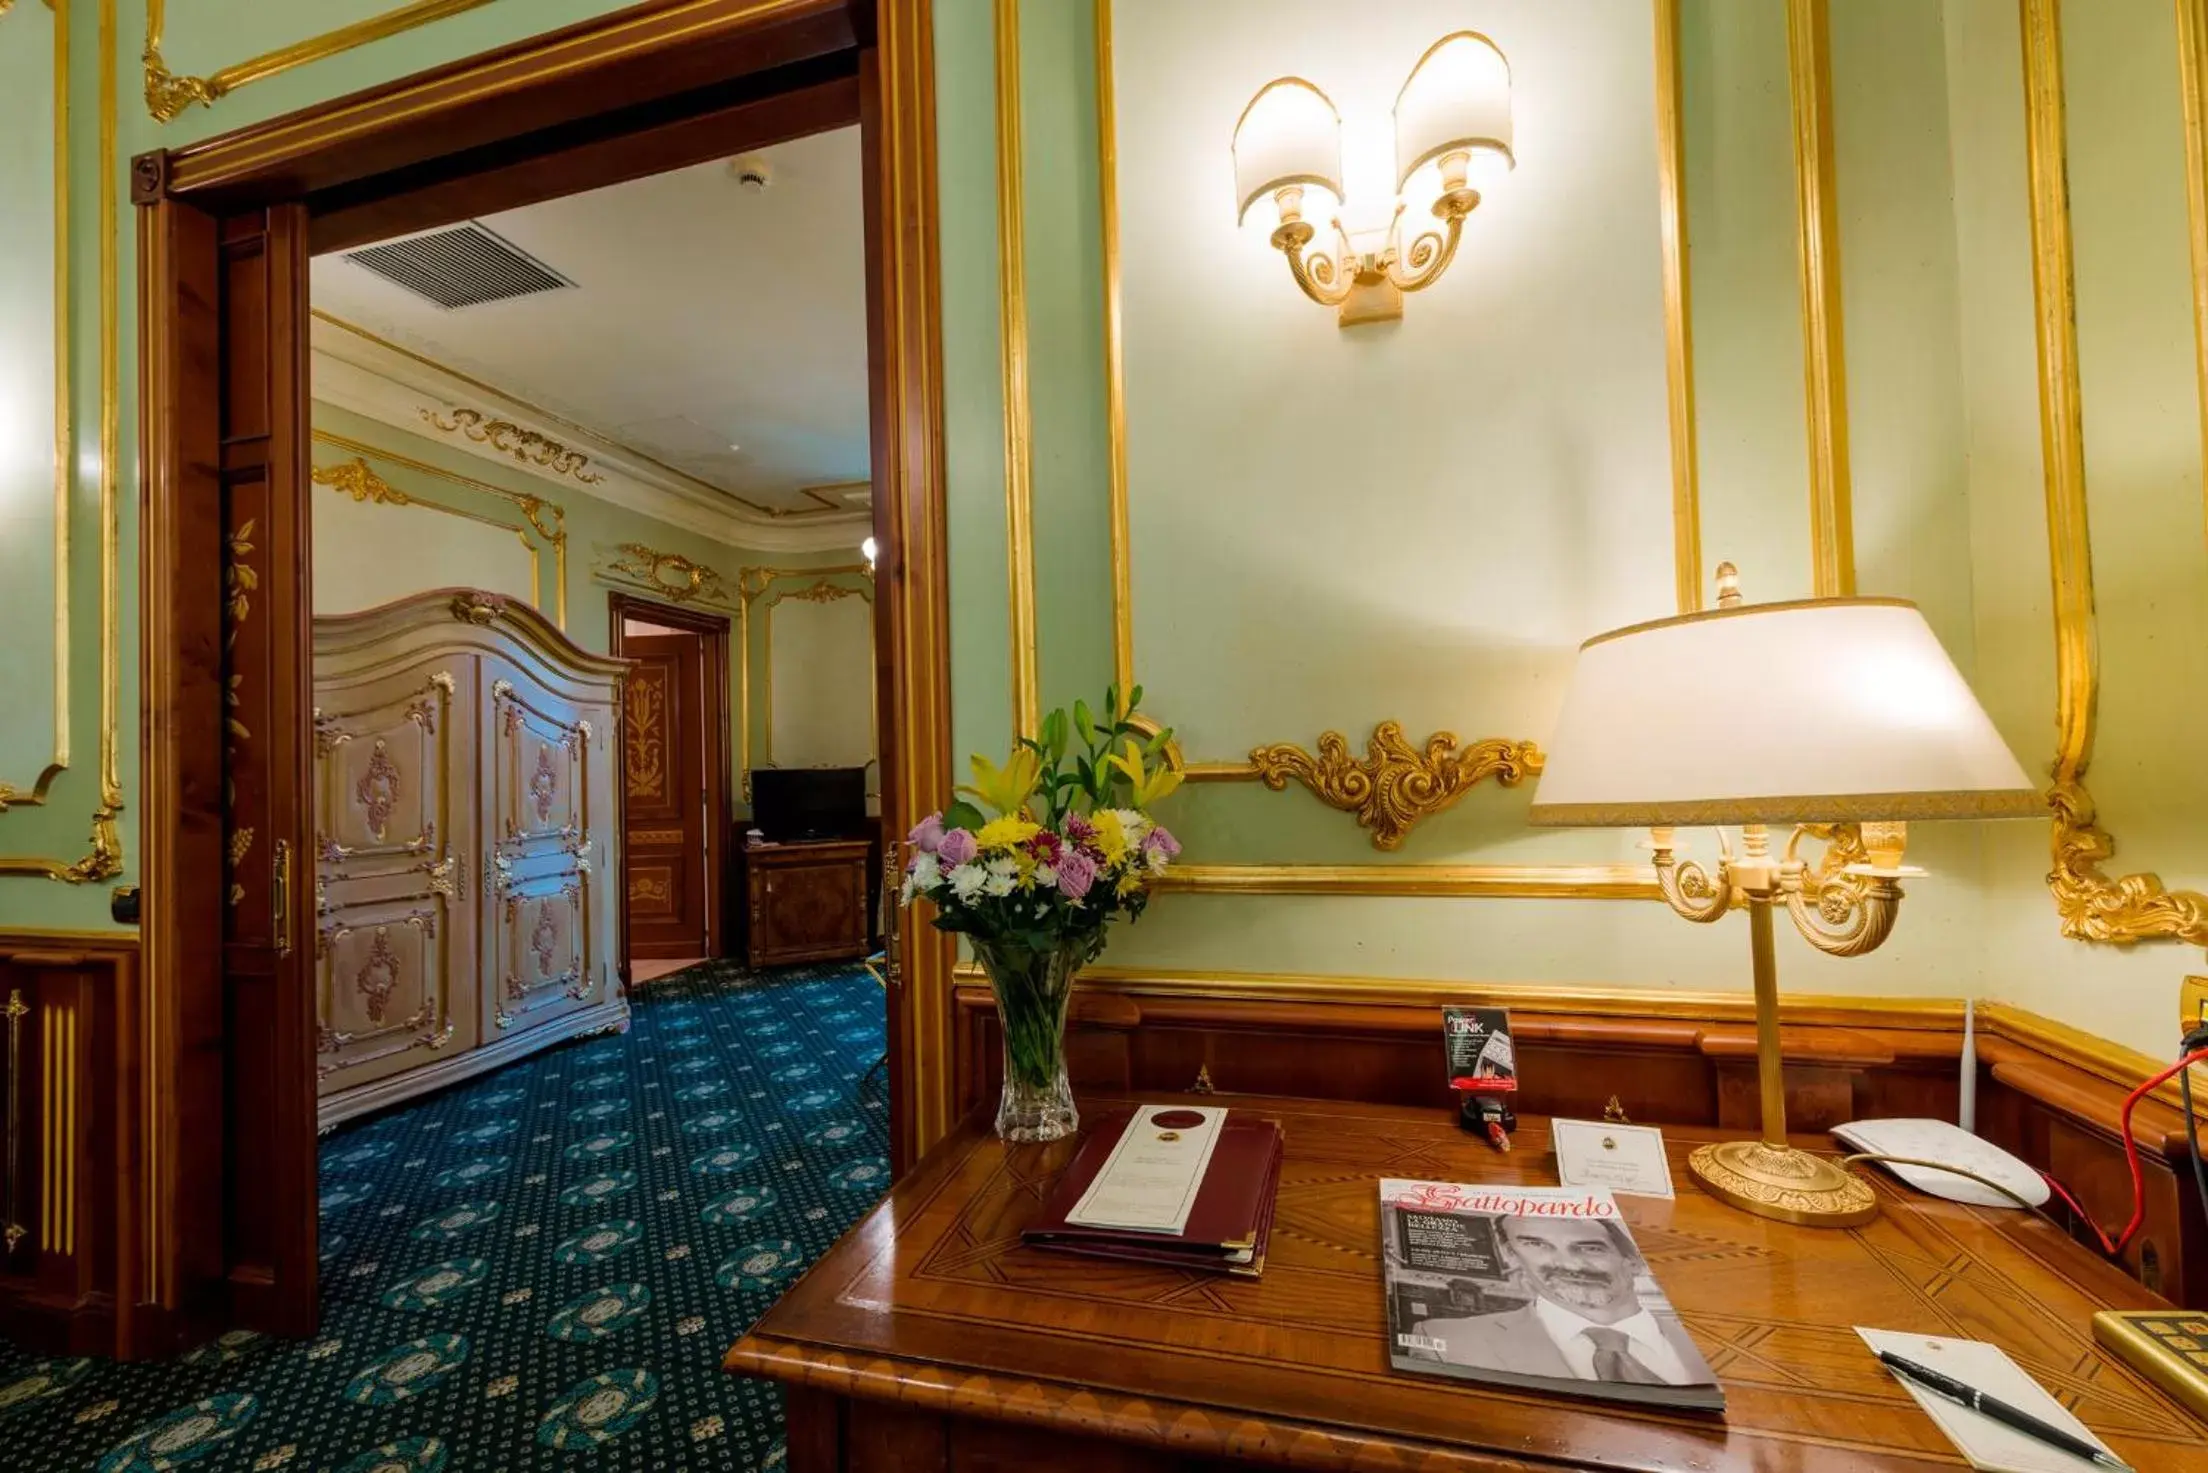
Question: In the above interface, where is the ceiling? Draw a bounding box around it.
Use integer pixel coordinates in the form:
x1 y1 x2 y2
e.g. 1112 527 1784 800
310 127 870 519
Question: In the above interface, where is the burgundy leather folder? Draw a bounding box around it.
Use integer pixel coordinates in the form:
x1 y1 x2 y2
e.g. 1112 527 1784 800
1022 1107 1284 1277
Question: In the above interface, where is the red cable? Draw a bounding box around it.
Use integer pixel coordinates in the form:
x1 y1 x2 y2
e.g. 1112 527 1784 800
2040 1047 2208 1258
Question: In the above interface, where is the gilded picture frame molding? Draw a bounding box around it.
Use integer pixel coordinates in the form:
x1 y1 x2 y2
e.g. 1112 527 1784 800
2019 0 2208 945
310 454 552 619
0 0 70 815
0 0 124 886
312 429 568 628
1786 0 1855 598
1086 0 1704 890
731 564 873 797
142 0 499 124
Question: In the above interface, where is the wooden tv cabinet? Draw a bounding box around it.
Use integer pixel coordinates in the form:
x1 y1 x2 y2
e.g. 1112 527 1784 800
741 838 874 967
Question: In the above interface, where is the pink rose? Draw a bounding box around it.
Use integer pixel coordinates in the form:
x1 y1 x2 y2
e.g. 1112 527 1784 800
907 813 945 854
936 828 978 866
1056 847 1098 900
1142 825 1181 861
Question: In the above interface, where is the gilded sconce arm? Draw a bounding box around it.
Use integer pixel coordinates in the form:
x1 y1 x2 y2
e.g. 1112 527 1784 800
1273 219 1356 309
1649 827 1730 925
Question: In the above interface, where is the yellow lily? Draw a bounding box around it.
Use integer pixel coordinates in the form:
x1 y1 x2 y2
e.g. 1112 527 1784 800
959 747 1042 817
1107 737 1182 809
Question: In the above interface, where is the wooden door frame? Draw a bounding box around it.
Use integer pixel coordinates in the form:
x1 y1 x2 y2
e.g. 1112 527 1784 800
132 0 952 1353
607 592 733 970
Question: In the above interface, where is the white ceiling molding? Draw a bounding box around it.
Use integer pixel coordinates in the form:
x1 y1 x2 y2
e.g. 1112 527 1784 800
310 326 869 555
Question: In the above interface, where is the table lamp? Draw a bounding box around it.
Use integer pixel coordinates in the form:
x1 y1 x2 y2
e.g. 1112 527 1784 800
1528 565 2040 1227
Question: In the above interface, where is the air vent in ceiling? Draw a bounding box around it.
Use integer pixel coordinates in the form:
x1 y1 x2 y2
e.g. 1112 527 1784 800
343 223 574 310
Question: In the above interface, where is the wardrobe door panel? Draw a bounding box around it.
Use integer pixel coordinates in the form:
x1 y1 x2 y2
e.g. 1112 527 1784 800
313 661 480 1093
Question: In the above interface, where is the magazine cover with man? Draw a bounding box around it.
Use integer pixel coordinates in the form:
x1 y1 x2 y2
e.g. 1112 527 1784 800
1379 1179 1724 1411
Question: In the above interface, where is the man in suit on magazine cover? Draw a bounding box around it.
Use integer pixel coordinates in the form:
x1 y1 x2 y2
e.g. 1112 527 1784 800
1408 1216 1706 1386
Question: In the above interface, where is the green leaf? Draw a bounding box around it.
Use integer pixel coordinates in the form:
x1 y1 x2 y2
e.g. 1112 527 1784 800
943 800 986 833
1074 699 1095 745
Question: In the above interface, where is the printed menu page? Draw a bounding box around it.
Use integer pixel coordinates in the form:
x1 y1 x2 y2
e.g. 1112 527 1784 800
1063 1104 1228 1235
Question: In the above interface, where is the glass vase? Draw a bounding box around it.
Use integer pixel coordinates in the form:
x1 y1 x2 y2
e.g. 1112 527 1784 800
971 935 1084 1143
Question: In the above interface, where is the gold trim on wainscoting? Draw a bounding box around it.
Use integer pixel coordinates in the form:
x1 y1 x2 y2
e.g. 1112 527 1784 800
0 0 70 815
995 0 1039 743
1080 1 1700 894
1 0 122 885
957 961 1962 1029
1785 0 1854 598
2019 0 2208 944
311 455 550 616
142 0 498 123
312 430 568 628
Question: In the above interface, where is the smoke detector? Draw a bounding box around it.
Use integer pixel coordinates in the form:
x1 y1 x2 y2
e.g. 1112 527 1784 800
731 155 773 193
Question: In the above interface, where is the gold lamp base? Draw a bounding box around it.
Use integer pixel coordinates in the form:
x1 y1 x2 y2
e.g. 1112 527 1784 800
1689 1139 1878 1228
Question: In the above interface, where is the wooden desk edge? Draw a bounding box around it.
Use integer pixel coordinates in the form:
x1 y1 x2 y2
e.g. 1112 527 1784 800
723 1332 1560 1473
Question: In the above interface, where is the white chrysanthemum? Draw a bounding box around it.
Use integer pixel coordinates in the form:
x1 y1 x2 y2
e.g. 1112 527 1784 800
1034 865 1058 887
1146 846 1170 875
905 852 941 897
947 863 988 901
981 864 1018 897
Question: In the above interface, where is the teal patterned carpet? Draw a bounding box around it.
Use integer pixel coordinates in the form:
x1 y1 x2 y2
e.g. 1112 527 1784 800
0 960 889 1473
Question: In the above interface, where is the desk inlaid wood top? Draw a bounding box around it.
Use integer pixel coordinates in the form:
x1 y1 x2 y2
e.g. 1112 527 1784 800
728 1094 2208 1471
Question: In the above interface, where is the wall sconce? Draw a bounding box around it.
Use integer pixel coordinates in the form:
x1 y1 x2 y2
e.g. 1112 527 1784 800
1233 33 1512 327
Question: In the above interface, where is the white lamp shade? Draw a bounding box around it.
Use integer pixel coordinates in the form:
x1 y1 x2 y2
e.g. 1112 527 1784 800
1233 78 1344 225
1395 31 1514 195
1527 598 2041 827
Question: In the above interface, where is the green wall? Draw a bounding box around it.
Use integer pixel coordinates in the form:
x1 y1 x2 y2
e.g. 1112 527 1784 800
9 0 2208 1059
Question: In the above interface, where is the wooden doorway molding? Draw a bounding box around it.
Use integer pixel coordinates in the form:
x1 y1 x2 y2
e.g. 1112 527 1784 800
608 593 732 968
133 0 952 1352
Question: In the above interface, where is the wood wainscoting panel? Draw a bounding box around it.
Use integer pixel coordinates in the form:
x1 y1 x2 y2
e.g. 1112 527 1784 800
953 971 2208 1307
0 932 137 1357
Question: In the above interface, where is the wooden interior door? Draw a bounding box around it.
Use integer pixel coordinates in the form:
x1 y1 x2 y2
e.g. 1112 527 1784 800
622 630 713 960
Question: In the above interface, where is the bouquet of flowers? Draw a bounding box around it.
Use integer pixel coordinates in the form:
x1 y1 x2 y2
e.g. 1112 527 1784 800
901 687 1182 1141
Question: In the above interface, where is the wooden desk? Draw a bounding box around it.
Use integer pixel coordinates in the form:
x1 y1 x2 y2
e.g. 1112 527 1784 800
728 1094 2208 1471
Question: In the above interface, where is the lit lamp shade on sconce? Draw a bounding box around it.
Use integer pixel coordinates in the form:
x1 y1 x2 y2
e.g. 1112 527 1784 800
1234 32 1512 328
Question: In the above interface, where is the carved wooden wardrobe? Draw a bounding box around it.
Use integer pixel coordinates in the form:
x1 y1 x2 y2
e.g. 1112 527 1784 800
312 589 629 1128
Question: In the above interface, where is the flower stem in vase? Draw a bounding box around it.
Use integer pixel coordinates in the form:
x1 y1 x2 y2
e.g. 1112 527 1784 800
975 937 1081 1143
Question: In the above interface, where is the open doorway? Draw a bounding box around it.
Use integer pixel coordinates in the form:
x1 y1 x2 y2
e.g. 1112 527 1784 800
134 0 954 1359
610 596 733 979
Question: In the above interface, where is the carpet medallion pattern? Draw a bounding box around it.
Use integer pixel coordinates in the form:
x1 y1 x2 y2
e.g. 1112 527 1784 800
0 960 888 1472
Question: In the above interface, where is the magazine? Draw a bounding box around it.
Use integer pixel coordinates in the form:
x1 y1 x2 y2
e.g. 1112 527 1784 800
1379 1179 1724 1411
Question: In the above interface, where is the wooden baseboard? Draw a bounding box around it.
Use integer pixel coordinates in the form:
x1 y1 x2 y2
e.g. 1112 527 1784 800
316 997 632 1131
953 965 2208 1307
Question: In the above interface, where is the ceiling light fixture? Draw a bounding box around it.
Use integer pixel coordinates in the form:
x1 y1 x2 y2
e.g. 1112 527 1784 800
1233 32 1512 328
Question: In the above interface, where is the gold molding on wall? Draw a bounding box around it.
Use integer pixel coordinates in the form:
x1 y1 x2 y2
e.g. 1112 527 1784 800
2181 0 2208 546
1245 724 1545 852
2 0 122 886
732 564 873 792
607 544 731 608
1653 0 1702 616
420 407 604 485
312 455 551 616
313 429 568 628
758 577 874 767
1786 0 1855 598
142 0 498 123
2019 0 2208 945
995 0 1039 743
1082 0 1699 898
0 0 70 816
1094 0 1135 694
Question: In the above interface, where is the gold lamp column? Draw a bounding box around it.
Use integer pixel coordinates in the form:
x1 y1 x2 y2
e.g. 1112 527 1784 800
1529 565 2041 1227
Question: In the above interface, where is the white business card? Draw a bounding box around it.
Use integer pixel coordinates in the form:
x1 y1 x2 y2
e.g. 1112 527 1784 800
1550 1118 1676 1199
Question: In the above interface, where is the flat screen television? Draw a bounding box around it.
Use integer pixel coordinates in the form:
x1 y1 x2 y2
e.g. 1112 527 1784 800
750 766 868 842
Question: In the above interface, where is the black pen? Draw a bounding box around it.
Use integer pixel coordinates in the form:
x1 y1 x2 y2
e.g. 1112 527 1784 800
1877 1351 2130 1470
